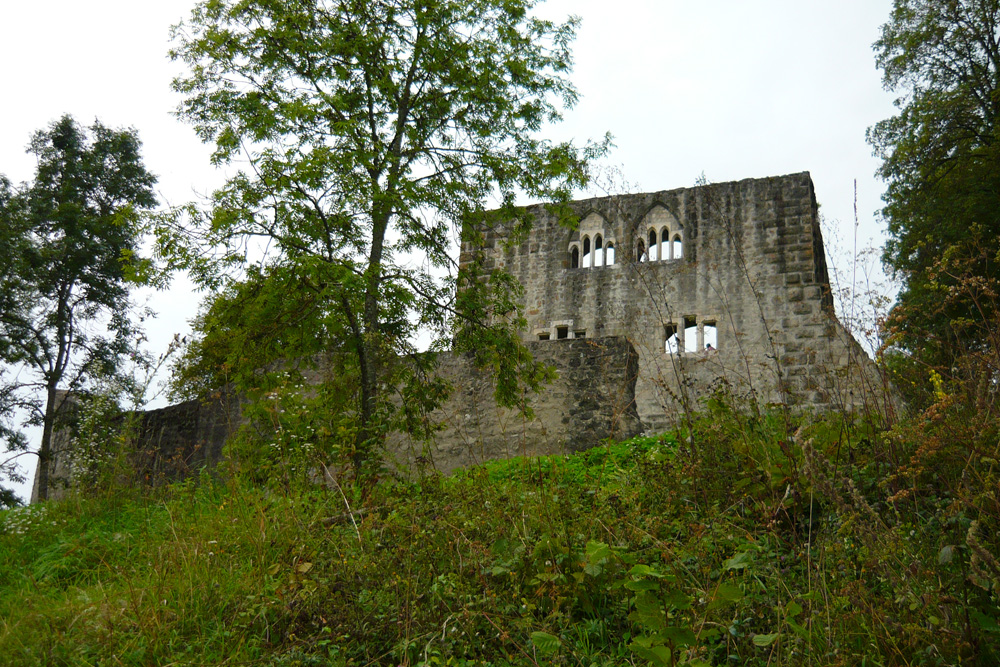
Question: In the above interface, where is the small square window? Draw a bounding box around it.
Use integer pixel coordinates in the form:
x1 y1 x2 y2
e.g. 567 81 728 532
556 326 569 340
538 332 550 341
574 330 586 339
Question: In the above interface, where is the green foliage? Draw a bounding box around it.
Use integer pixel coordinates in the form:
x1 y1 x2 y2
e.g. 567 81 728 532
0 115 159 501
869 0 1000 365
165 0 608 476
6 313 1000 665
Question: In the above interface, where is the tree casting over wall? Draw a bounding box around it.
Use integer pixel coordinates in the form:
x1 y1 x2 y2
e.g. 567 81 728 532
166 0 607 476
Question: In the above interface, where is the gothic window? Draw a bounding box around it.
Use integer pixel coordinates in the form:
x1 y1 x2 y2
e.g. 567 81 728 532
648 229 658 261
571 246 579 268
660 228 670 262
606 242 615 265
582 236 592 267
594 234 604 267
637 240 647 262
672 234 683 259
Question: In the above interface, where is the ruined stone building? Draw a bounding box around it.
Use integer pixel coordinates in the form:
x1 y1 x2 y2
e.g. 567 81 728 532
33 171 887 501
460 171 886 434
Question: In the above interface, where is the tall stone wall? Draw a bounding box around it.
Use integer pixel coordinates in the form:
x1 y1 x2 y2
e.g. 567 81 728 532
461 172 891 432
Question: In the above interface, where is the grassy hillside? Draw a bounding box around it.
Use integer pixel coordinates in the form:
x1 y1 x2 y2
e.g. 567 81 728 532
1 392 998 666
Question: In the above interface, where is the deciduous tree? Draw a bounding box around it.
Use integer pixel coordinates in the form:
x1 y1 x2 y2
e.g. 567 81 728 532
168 0 605 475
0 116 158 501
869 0 1000 365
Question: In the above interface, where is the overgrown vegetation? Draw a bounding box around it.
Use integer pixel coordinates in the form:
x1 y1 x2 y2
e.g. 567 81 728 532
2 375 998 665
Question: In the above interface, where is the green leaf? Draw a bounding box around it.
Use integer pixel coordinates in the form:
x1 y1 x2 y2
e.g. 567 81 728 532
629 642 673 666
971 611 999 633
630 564 664 578
530 631 561 655
585 540 611 563
784 600 803 618
938 545 955 565
753 632 779 647
723 551 752 571
708 582 744 609
661 626 697 647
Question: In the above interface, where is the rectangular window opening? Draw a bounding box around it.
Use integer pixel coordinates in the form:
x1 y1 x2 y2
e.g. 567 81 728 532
556 326 569 340
704 321 718 351
537 332 550 341
574 330 586 339
683 316 698 353
664 323 679 354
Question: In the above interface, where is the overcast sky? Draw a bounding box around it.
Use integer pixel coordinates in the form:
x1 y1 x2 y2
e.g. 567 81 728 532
1 0 897 502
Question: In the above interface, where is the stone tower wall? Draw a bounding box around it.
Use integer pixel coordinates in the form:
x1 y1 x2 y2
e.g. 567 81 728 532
461 172 890 431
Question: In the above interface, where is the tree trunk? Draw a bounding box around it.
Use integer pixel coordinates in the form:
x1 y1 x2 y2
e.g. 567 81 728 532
354 207 390 477
35 385 58 502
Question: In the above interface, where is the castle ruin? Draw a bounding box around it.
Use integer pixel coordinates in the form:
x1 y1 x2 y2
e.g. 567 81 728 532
460 171 886 432
33 171 887 501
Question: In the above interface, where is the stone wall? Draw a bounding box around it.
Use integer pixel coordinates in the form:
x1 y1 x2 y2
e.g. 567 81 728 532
388 337 643 473
461 172 892 432
35 338 642 500
32 390 243 503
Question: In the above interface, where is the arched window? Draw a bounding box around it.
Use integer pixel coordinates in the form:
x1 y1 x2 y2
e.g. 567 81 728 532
594 235 604 267
660 229 670 262
672 234 683 259
606 243 615 265
637 240 647 263
571 246 579 268
648 229 658 261
582 236 592 267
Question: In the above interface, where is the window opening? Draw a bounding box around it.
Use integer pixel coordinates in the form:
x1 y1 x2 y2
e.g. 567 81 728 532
683 316 698 353
582 236 591 267
648 229 658 261
574 330 586 339
556 326 569 340
703 321 718 351
594 235 604 267
606 242 615 265
570 246 579 268
664 323 679 354
637 240 647 263
538 332 550 341
660 228 670 262
672 234 683 259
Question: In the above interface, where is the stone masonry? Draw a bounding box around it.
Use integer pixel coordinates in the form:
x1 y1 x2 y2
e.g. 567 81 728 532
461 171 890 433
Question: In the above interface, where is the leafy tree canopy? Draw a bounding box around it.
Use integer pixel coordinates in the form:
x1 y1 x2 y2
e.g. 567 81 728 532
869 0 1000 365
0 115 158 501
167 0 607 476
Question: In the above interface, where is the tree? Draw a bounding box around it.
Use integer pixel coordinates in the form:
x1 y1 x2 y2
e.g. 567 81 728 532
868 0 1000 365
0 116 158 502
168 0 605 476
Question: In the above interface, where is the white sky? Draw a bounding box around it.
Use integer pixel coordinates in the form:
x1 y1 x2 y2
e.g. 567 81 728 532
1 0 897 502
